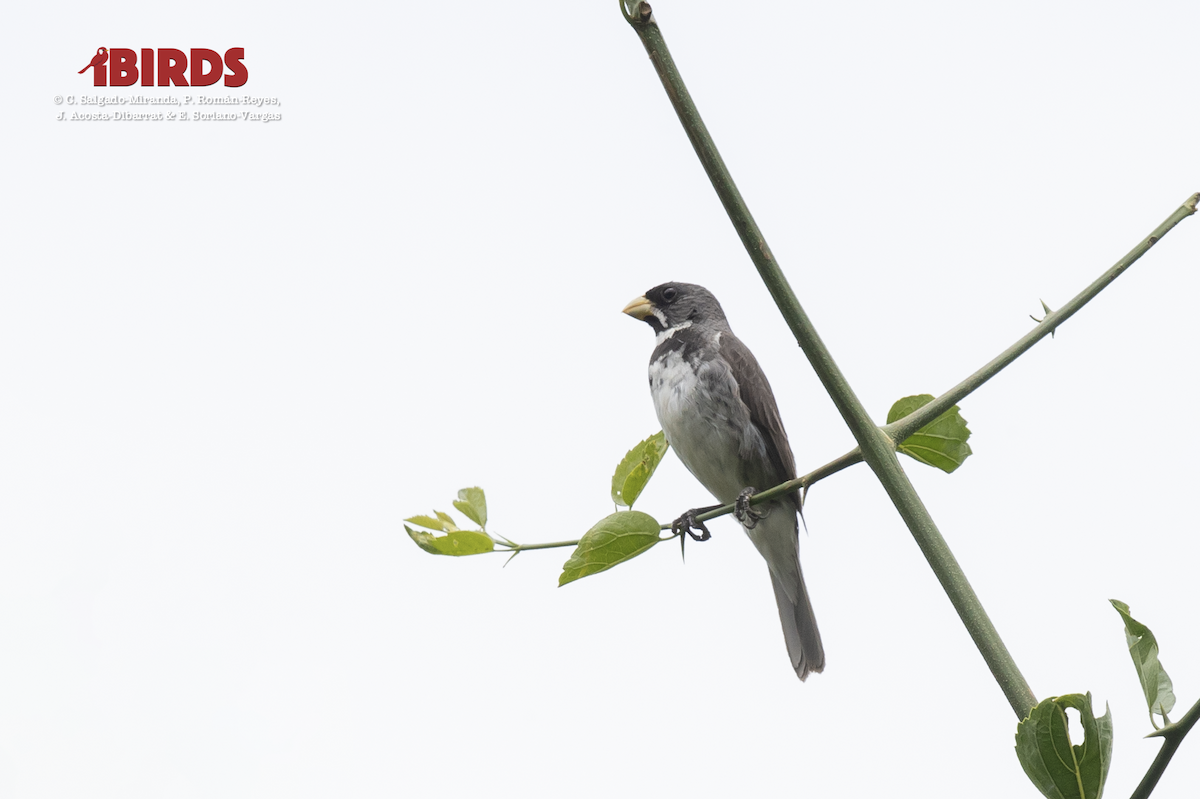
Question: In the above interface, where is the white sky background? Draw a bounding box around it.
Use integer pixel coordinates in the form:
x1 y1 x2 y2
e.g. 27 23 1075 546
3 1 1200 796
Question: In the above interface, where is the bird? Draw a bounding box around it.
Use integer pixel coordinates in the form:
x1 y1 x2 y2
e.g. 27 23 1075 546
623 282 824 680
78 48 109 74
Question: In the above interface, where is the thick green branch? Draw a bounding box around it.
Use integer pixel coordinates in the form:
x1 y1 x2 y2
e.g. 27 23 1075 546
624 0 1037 717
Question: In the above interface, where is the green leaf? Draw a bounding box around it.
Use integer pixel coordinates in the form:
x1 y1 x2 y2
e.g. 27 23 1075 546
1110 599 1176 726
559 511 662 586
611 431 670 508
452 487 488 530
1015 693 1113 799
887 394 973 473
405 524 495 556
405 514 456 532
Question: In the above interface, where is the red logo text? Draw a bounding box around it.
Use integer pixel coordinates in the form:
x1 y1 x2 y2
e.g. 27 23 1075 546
81 48 247 88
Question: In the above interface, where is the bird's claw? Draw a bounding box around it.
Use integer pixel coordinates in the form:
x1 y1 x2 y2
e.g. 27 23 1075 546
735 487 764 529
671 510 712 542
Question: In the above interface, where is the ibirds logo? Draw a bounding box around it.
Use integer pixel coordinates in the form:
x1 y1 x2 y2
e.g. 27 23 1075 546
78 47 248 88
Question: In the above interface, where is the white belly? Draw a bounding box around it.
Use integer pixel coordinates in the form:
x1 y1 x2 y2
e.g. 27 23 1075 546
648 349 767 504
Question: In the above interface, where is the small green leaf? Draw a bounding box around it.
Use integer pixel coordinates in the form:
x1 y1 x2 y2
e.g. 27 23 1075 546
559 511 662 586
452 487 488 530
405 524 495 556
405 514 456 532
611 431 670 508
1015 693 1113 799
1110 599 1176 727
887 394 973 473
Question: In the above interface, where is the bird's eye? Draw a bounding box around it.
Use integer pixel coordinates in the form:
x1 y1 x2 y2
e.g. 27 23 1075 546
662 287 678 302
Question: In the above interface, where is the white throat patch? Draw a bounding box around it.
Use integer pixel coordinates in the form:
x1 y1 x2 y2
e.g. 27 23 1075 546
654 318 692 346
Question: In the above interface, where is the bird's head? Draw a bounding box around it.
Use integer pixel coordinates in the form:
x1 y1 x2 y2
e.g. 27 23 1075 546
622 282 728 335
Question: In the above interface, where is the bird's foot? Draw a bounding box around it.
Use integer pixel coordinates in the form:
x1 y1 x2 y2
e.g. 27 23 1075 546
735 487 764 529
671 509 713 542
672 508 715 563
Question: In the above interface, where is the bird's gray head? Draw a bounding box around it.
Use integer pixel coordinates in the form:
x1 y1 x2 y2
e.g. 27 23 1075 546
622 282 729 335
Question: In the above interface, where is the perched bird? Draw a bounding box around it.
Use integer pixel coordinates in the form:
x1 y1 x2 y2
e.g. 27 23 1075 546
623 282 824 680
78 47 109 74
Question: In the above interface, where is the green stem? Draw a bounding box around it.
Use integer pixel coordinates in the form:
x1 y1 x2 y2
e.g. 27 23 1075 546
624 0 1037 718
885 193 1199 444
488 445 864 553
502 539 586 552
1132 694 1200 799
792 193 1199 490
672 448 865 528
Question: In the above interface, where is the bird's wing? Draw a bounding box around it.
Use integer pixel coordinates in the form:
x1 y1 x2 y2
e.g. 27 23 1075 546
717 332 799 510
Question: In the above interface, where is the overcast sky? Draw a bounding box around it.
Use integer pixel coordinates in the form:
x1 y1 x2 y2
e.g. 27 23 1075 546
4 2 1200 797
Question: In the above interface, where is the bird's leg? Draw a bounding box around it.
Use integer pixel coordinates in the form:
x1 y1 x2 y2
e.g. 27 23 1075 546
735 487 765 529
671 505 719 542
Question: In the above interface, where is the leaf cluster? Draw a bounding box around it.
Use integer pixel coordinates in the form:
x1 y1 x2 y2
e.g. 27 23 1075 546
404 488 495 557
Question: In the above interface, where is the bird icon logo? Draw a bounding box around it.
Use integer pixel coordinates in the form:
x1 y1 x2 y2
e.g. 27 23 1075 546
78 47 108 74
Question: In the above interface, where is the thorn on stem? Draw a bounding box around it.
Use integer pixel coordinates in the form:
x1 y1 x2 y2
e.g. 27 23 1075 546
1030 299 1057 339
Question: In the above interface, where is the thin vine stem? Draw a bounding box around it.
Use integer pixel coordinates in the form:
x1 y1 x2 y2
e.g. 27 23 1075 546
500 539 592 552
747 193 1199 507
885 193 1198 445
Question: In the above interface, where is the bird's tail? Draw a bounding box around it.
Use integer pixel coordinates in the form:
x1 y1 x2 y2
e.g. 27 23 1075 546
78 67 89 74
770 564 824 681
